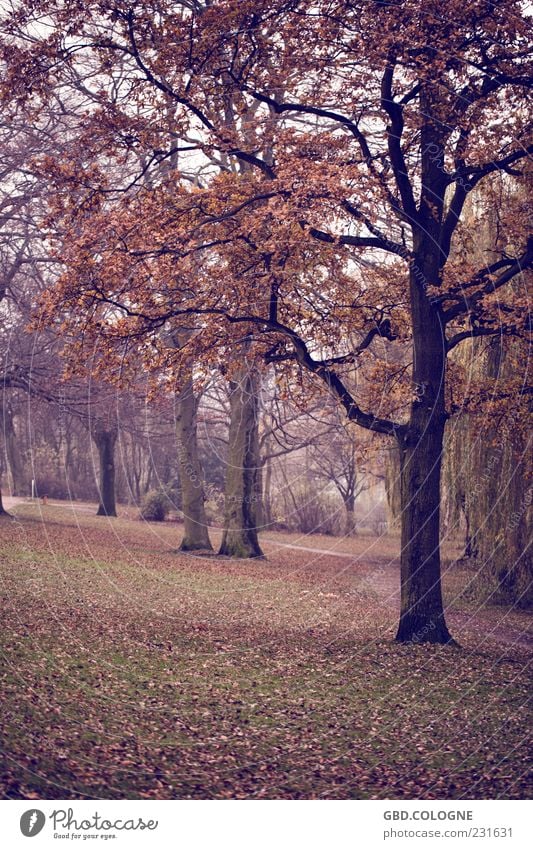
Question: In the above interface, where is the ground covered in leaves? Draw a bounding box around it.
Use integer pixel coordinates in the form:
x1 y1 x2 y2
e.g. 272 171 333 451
1 502 531 799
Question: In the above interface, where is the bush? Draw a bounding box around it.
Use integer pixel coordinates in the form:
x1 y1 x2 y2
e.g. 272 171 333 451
33 474 97 501
273 487 344 536
204 490 225 527
139 490 171 522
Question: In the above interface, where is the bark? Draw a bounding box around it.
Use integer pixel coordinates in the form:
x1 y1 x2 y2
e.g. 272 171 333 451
384 443 402 529
219 365 264 558
175 372 212 551
395 244 453 644
92 427 118 517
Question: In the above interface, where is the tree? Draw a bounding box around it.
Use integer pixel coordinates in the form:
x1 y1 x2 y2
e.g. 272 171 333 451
442 176 532 606
1 395 28 496
3 0 531 641
307 404 380 536
443 338 532 607
219 358 263 558
174 354 213 551
91 421 118 517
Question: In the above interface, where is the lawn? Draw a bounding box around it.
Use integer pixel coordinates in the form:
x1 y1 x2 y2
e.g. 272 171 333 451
0 502 531 799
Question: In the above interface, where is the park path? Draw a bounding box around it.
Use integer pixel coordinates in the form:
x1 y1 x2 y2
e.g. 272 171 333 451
2 495 95 512
264 539 369 559
263 538 533 651
3 497 531 650
2 496 27 509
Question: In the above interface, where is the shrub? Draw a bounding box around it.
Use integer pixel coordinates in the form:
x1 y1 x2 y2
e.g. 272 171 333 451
140 490 171 522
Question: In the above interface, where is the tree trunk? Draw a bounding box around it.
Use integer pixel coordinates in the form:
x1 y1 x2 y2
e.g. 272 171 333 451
384 443 402 529
2 402 27 496
0 487 9 516
175 373 212 551
460 494 477 560
219 366 264 558
262 454 273 526
93 427 117 517
344 495 357 536
254 453 264 528
395 248 453 644
396 426 452 643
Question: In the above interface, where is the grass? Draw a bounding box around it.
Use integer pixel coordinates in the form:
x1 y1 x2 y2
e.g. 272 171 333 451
0 501 531 799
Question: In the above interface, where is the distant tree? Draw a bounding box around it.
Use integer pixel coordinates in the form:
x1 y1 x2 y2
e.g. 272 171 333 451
309 423 374 537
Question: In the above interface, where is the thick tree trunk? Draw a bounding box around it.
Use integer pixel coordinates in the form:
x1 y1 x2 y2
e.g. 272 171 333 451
175 374 212 551
2 402 27 496
396 425 452 643
344 495 357 536
395 246 453 644
0 488 9 516
93 427 117 517
219 366 264 558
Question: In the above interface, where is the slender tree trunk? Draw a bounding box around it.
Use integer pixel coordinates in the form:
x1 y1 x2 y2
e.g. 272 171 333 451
263 454 273 525
0 287 13 516
254 454 264 528
93 427 117 517
461 494 477 559
133 464 141 504
395 251 453 644
219 365 264 558
175 372 212 551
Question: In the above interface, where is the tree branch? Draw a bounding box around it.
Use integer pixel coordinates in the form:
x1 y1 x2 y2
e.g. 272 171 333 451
380 60 418 223
443 237 533 322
